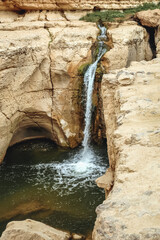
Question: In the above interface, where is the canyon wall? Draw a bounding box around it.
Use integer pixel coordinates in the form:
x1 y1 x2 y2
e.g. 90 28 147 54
0 12 98 163
93 57 160 240
0 11 153 163
0 6 160 240
93 15 160 239
0 0 160 11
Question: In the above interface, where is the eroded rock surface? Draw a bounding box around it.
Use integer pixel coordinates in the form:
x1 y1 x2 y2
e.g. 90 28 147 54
0 14 98 163
102 22 152 71
135 9 160 27
93 58 160 240
0 219 70 240
156 26 160 57
0 0 159 11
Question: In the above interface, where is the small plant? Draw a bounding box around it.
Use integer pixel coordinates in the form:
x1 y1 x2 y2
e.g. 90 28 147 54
78 62 91 76
80 1 160 23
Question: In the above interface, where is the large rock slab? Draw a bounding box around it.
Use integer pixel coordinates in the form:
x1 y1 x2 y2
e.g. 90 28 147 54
93 58 160 239
135 9 160 27
102 22 152 71
0 219 70 240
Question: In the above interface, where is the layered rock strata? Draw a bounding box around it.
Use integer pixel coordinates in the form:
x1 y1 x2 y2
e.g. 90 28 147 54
0 14 98 163
93 58 160 239
0 0 159 11
0 12 153 163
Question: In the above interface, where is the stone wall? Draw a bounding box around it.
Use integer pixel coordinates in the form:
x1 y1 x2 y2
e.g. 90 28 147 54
0 0 159 11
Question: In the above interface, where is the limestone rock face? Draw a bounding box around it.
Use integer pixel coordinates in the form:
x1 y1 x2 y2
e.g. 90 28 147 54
156 26 160 57
135 9 160 27
0 13 98 163
102 22 152 71
0 219 70 240
0 0 159 11
93 58 160 240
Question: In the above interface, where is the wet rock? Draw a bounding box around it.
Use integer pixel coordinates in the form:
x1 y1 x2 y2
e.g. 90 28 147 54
71 233 85 240
0 202 49 221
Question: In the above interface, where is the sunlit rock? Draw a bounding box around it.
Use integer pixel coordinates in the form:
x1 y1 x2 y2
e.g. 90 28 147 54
93 57 160 240
0 0 159 11
0 219 70 240
135 9 160 27
102 23 153 71
0 16 98 163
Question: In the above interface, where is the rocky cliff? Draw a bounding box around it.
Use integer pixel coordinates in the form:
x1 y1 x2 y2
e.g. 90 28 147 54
93 11 160 240
0 0 160 11
0 6 160 240
93 57 160 240
0 11 98 163
0 10 154 163
93 14 160 238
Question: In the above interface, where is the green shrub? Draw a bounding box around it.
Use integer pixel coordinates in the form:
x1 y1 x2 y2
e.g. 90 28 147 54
78 62 91 76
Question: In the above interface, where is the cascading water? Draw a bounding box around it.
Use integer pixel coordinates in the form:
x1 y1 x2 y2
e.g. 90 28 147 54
75 24 107 172
0 25 108 236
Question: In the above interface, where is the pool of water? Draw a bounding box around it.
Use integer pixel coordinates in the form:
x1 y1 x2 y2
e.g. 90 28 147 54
0 139 109 236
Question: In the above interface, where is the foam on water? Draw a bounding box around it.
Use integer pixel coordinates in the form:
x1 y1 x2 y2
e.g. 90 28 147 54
22 146 106 196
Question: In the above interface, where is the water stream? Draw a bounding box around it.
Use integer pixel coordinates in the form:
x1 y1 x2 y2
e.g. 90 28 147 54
0 25 108 236
74 24 107 173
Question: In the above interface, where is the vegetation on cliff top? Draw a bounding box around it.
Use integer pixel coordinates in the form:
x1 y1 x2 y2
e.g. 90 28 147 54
80 2 160 22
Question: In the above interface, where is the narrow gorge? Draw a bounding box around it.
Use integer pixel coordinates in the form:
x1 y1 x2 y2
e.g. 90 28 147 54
0 1 160 240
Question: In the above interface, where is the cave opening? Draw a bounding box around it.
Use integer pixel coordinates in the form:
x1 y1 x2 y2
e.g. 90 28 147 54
9 126 54 147
145 26 157 59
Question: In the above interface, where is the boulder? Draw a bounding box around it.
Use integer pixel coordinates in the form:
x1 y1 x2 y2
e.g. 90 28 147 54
102 22 152 71
0 219 70 240
135 9 160 27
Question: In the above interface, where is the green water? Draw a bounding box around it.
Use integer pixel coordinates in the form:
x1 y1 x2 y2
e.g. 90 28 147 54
0 139 109 236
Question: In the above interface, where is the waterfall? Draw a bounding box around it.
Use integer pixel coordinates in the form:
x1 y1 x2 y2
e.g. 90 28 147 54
74 25 107 172
82 25 107 153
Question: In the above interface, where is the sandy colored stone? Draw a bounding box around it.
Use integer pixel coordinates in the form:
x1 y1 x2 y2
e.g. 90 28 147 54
0 219 70 240
0 0 160 11
96 168 114 192
102 23 152 71
72 233 85 240
93 58 160 240
157 41 160 57
155 26 160 57
135 9 160 27
0 18 98 163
